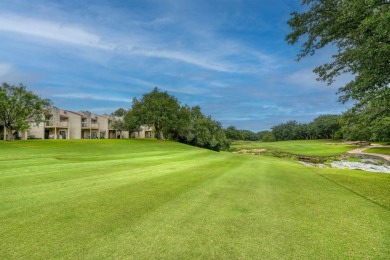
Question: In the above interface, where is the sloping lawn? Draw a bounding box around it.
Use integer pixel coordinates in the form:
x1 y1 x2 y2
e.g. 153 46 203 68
232 139 356 156
1 139 389 259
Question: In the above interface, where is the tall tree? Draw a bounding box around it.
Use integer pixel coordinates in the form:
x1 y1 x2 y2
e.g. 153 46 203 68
272 120 300 141
176 106 229 151
112 108 127 117
341 103 390 142
224 126 243 140
0 83 51 140
125 87 181 139
286 0 390 107
311 114 341 139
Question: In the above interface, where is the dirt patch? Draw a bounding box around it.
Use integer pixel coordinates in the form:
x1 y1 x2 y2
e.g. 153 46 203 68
235 149 266 154
344 141 371 146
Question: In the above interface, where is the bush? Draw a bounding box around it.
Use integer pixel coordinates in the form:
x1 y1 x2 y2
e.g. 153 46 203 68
262 133 276 142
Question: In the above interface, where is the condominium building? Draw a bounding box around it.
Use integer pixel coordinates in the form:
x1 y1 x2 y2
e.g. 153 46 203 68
29 108 80 139
25 108 153 140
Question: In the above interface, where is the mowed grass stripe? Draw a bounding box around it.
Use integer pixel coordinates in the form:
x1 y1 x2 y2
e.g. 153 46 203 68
0 148 224 214
1 140 390 259
0 148 207 180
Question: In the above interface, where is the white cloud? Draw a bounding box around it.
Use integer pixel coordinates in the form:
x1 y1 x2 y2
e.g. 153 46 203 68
89 106 124 113
0 12 277 74
0 14 113 50
0 63 12 77
133 48 235 73
0 62 41 84
283 68 325 88
52 93 132 103
282 67 354 91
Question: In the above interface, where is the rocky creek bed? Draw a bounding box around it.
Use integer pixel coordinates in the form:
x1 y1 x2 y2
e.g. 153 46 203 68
300 159 390 174
236 148 390 174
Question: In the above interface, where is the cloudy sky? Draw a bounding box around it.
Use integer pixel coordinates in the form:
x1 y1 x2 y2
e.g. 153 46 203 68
0 0 351 131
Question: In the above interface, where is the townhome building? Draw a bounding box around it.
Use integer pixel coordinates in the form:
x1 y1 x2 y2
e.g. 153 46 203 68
28 108 82 139
25 108 153 140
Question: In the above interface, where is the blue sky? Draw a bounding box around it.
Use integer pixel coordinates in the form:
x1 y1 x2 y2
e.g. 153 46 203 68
0 0 350 131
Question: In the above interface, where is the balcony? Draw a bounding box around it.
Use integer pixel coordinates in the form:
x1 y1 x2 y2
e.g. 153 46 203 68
45 121 68 127
82 122 99 128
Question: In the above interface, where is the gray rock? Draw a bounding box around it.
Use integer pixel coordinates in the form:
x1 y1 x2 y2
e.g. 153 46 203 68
330 161 390 173
300 160 390 174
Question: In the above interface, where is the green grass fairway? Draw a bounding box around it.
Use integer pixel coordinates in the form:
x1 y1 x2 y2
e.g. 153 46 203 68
365 147 390 155
232 139 356 156
1 139 390 259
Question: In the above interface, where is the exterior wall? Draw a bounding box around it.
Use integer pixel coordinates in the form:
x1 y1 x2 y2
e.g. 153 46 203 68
145 130 153 138
28 123 45 139
108 130 128 139
97 115 109 139
135 126 154 139
108 130 116 139
81 129 99 139
138 130 146 138
67 111 82 139
130 131 139 138
122 131 129 138
44 128 68 139
128 126 154 139
80 112 101 139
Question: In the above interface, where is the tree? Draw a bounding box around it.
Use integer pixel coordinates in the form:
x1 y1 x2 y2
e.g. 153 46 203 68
341 103 390 142
0 83 51 141
272 120 300 141
110 116 127 131
110 108 128 134
171 106 230 151
240 130 259 141
311 114 341 139
292 123 311 140
224 126 243 140
125 87 180 139
112 108 127 117
286 1 390 107
188 107 229 151
261 132 276 142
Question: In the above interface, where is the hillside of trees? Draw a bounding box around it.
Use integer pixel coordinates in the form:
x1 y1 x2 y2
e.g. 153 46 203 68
224 115 341 143
225 111 390 143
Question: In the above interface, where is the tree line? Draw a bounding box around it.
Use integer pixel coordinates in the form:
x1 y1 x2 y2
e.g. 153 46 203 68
224 114 342 142
225 110 390 143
